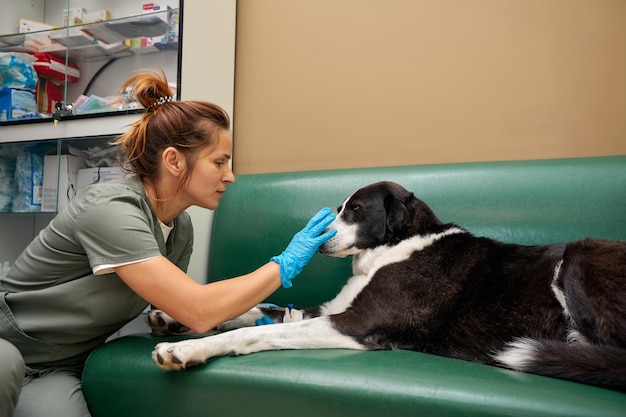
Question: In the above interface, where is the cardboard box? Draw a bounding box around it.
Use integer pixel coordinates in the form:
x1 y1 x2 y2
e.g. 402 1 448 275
42 148 86 212
84 10 112 24
76 166 127 194
141 3 174 47
63 7 87 27
19 18 58 33
23 33 55 53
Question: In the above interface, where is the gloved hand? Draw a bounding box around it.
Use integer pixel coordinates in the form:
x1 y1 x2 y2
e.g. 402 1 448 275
270 207 337 288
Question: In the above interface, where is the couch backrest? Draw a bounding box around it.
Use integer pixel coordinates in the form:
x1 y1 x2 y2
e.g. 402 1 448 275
208 156 626 307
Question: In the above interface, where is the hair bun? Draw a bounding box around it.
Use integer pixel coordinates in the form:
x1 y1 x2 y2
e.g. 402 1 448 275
120 70 172 110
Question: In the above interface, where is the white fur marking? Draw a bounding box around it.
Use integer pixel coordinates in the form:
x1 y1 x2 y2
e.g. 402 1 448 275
321 228 466 316
566 330 589 345
550 260 568 311
356 228 465 277
320 274 369 315
493 338 540 371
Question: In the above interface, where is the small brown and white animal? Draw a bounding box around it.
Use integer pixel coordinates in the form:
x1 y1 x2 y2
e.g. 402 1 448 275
150 181 626 392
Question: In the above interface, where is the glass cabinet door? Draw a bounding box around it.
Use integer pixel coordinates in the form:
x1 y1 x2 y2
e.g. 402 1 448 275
0 0 181 124
0 134 119 272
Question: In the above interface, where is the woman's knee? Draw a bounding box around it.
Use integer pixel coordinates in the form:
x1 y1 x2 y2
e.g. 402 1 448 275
14 368 91 417
0 339 25 416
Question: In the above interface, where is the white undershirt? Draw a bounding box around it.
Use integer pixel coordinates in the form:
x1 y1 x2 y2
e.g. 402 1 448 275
93 220 174 275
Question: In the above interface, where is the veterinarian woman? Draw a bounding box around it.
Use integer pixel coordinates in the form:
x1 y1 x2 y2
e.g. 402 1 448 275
0 70 336 417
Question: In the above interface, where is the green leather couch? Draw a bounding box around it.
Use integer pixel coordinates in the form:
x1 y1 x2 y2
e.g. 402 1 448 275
83 156 626 417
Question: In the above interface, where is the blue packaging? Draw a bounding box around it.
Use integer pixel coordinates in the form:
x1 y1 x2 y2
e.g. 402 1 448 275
0 88 39 121
0 52 38 91
12 144 46 212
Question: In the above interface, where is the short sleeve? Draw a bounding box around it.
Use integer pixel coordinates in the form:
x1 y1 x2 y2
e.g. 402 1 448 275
73 192 163 270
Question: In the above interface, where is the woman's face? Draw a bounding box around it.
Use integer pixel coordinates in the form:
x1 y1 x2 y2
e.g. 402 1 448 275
185 129 235 210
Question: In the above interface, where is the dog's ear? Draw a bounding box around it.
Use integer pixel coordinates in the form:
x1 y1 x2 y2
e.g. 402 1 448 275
383 182 415 236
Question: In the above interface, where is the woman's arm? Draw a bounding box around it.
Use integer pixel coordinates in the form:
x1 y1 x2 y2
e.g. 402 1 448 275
115 207 336 334
115 257 281 334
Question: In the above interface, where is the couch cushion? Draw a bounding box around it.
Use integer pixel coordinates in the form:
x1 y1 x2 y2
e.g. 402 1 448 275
82 334 626 417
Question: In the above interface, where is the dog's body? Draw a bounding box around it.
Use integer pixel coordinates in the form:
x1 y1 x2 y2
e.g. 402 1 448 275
151 181 626 392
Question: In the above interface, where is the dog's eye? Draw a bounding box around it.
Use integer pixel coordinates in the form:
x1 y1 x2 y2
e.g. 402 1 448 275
349 204 360 212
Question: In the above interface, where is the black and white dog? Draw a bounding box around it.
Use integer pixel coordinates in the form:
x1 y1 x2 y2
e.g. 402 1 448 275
151 181 626 392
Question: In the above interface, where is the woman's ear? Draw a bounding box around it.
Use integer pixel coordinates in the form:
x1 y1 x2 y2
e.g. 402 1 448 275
162 147 186 176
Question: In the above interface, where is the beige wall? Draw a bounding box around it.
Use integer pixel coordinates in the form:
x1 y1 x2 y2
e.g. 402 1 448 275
233 0 626 174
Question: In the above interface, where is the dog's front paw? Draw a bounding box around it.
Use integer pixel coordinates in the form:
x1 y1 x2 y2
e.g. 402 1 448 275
146 309 190 336
152 340 206 371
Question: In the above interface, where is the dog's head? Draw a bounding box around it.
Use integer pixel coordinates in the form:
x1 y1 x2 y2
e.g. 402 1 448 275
319 181 444 258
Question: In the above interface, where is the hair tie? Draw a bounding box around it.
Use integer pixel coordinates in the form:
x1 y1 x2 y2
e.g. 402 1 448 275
149 96 173 109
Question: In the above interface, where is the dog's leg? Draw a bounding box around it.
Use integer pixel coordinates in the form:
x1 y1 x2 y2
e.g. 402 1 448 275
217 305 281 331
153 316 366 370
557 239 626 346
149 304 308 334
218 303 313 331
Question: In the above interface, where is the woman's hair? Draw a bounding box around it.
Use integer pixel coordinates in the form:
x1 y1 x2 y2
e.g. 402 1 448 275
112 70 230 194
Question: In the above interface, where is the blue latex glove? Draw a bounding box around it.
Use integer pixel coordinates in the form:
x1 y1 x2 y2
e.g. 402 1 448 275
255 303 279 326
270 207 337 288
255 316 275 326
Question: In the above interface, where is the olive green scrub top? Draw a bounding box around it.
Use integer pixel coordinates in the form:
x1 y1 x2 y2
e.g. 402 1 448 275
0 176 193 370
